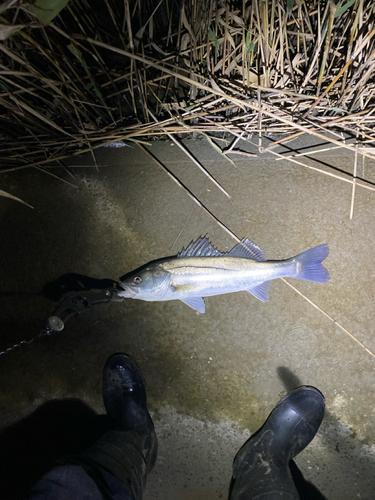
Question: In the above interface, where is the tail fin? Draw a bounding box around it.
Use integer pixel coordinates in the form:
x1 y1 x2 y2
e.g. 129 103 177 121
294 244 330 282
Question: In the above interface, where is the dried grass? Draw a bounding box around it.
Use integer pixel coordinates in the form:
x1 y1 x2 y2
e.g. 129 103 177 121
0 0 374 173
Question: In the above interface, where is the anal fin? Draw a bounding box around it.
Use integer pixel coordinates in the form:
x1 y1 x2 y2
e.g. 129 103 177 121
246 281 270 302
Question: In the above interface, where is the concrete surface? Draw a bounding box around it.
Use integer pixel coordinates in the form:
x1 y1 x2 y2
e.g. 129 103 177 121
1 136 375 498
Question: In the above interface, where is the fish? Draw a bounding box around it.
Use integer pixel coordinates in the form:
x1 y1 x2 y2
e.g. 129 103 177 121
117 236 330 313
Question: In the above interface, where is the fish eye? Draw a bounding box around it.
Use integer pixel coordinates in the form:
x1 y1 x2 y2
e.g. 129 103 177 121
134 276 142 284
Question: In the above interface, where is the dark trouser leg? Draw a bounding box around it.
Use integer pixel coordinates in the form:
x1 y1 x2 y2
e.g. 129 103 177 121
60 420 157 500
30 464 133 500
29 353 157 500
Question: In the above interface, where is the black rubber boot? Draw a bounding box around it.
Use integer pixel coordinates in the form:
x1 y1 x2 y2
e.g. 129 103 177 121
229 386 325 500
60 353 157 500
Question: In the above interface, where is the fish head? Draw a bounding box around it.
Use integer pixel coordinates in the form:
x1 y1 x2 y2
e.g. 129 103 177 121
118 261 170 300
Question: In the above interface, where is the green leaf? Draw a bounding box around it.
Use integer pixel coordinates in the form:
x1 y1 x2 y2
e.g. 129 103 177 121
67 43 89 72
30 0 70 24
202 134 236 166
287 0 295 14
209 28 217 42
67 43 81 61
335 0 356 18
209 27 220 56
247 42 255 54
330 107 348 114
245 31 255 54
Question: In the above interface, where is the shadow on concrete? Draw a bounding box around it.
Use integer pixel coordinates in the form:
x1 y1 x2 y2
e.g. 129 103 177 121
43 273 117 302
0 399 111 500
289 460 327 500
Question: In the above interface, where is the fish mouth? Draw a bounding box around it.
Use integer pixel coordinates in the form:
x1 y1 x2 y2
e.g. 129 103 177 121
117 284 138 298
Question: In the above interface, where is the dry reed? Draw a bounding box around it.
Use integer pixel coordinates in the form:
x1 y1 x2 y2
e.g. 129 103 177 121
0 0 373 172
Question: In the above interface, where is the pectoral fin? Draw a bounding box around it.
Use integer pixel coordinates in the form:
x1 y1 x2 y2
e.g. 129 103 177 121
247 281 270 302
180 297 206 313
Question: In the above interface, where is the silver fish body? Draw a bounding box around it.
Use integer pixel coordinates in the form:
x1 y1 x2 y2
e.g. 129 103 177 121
118 236 329 313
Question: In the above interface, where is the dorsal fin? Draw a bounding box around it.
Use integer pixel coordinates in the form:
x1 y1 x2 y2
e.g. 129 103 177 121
227 238 266 261
178 236 223 257
178 236 266 261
